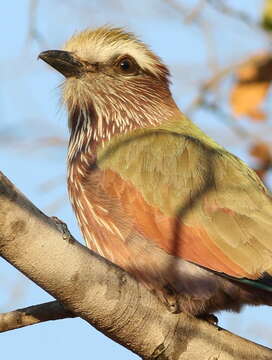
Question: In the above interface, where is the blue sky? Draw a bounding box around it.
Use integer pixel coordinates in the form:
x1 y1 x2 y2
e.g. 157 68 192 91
1 1 271 359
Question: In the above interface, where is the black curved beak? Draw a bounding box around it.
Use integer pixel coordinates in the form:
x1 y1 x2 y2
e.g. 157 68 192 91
38 50 85 77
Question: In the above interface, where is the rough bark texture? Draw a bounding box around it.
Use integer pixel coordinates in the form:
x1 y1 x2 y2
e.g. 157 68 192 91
0 171 271 359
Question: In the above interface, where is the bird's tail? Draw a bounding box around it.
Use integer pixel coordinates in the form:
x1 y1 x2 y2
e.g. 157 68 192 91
238 275 272 292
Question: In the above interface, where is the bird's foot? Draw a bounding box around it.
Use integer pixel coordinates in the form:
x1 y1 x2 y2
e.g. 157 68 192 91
197 313 218 325
51 216 74 244
158 284 180 314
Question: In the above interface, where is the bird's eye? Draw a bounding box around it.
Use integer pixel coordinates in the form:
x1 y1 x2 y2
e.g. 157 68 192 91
116 56 139 75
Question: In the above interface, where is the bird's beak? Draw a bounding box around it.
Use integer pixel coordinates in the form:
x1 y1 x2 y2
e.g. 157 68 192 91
38 50 86 78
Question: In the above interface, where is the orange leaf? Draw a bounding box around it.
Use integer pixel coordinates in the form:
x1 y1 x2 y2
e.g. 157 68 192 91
250 142 272 180
250 142 271 163
230 82 269 120
230 53 272 121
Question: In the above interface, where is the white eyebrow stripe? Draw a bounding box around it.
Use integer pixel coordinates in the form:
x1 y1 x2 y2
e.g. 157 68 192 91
63 27 166 79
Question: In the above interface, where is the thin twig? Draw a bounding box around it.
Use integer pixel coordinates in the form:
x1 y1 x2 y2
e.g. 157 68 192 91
184 0 207 23
207 0 262 30
201 99 253 139
0 301 75 332
26 0 48 48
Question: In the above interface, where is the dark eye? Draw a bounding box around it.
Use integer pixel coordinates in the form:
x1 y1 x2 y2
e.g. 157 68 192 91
116 56 139 75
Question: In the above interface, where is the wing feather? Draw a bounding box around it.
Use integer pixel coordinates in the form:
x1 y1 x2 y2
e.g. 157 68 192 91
97 118 272 280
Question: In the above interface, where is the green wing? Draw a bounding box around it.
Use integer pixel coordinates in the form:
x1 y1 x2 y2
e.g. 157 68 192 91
97 115 272 283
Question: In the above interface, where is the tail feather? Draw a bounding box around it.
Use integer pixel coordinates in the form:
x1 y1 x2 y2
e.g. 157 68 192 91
229 272 272 292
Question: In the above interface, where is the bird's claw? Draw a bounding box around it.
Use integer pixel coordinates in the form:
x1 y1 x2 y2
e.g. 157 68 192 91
160 284 180 314
51 216 74 243
197 313 218 325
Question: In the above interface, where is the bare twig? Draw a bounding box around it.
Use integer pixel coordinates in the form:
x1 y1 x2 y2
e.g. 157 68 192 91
164 0 219 78
44 193 68 214
186 61 244 115
0 301 75 332
207 0 262 30
26 0 48 48
39 174 65 192
183 0 207 23
163 0 188 18
201 99 253 139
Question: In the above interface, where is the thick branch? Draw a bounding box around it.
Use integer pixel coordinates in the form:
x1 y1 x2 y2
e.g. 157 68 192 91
0 171 271 359
0 301 75 332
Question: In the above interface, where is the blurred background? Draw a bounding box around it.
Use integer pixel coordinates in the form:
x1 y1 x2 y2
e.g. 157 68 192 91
1 0 272 358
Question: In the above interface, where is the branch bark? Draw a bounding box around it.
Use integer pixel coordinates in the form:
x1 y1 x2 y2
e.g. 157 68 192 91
0 171 271 359
0 300 75 332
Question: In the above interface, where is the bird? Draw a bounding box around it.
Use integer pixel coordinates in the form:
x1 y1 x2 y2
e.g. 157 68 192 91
39 26 272 318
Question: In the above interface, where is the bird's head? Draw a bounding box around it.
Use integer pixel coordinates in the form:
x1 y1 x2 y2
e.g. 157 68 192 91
39 27 177 147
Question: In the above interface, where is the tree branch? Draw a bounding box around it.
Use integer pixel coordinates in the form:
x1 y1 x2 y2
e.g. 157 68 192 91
0 171 271 359
0 300 75 332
